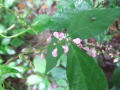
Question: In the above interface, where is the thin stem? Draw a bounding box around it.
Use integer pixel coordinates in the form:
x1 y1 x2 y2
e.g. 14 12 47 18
0 5 38 38
4 56 19 65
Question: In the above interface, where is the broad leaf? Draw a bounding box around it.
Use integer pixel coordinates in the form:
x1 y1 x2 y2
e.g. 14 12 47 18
49 15 70 31
51 67 67 80
32 15 51 33
26 75 43 85
68 8 120 39
112 66 120 87
2 38 11 45
33 55 46 74
5 46 16 55
67 43 108 90
10 38 24 48
45 38 64 73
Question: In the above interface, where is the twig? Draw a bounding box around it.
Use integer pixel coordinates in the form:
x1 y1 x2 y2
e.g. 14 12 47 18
4 56 19 65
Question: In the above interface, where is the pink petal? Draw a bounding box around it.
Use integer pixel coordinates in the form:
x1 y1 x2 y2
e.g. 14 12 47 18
88 48 96 58
40 53 45 59
92 53 96 58
109 53 114 57
73 38 82 44
91 49 97 58
53 32 59 39
78 43 83 48
52 48 58 57
62 45 69 54
59 32 65 40
83 47 89 52
47 36 52 42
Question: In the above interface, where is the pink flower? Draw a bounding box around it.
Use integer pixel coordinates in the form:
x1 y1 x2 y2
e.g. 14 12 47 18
62 45 69 54
59 32 65 40
83 47 97 58
47 36 52 42
78 43 83 47
52 48 58 57
91 51 96 57
53 32 59 39
21 48 26 52
109 53 114 58
53 32 65 40
88 48 96 58
83 47 89 52
73 38 82 45
40 53 45 59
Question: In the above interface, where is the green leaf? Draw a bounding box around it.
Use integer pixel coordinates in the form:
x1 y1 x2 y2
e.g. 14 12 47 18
59 54 67 67
95 32 113 44
67 43 108 90
0 65 19 82
1 38 11 45
45 38 64 73
112 66 120 87
0 57 3 64
32 15 51 33
85 0 93 6
4 11 17 25
10 38 24 48
0 83 4 90
56 80 68 87
51 67 66 80
68 8 120 39
109 0 116 8
49 15 70 31
0 46 7 54
33 55 46 74
0 0 3 4
57 0 75 11
5 46 16 55
4 0 15 8
0 24 5 34
26 75 43 85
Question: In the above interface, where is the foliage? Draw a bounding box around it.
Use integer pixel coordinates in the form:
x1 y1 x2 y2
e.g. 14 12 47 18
67 43 108 90
0 0 120 90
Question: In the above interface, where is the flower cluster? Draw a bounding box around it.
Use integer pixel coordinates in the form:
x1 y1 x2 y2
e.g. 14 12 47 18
53 32 65 41
52 32 69 57
83 47 96 57
73 38 83 47
51 32 97 58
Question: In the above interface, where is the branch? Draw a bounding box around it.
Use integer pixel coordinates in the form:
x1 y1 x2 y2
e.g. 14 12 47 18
4 56 19 65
